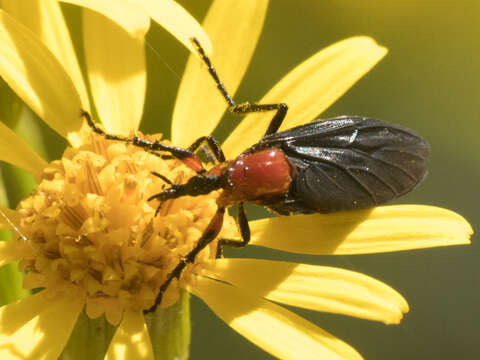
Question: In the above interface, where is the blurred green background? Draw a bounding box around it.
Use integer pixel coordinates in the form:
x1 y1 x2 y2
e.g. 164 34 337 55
1 0 478 359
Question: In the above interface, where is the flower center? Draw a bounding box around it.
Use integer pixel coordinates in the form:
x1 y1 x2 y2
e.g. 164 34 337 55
16 127 234 324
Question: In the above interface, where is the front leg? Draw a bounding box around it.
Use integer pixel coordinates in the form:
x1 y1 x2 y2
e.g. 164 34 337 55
190 38 289 137
81 110 205 172
188 135 225 163
146 207 226 313
229 102 288 136
216 202 250 258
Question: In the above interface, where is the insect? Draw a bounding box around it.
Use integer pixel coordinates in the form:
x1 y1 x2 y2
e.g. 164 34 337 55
84 39 429 312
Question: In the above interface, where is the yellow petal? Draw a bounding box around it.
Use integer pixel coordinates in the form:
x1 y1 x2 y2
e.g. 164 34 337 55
2 0 89 109
83 9 146 135
0 291 51 334
172 0 269 146
0 10 83 140
60 0 150 38
0 240 30 266
223 37 387 157
249 205 472 254
0 291 83 359
0 207 35 262
137 0 212 56
105 310 154 360
189 276 362 360
0 207 20 231
0 120 46 178
206 259 408 324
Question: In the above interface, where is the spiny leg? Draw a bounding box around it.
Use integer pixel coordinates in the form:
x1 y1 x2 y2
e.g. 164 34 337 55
191 38 289 136
229 102 288 136
138 135 225 170
190 38 234 107
147 207 226 313
146 136 226 215
131 136 198 161
188 135 225 163
145 135 227 214
216 202 250 258
145 135 227 215
81 110 206 174
81 110 132 142
81 110 186 155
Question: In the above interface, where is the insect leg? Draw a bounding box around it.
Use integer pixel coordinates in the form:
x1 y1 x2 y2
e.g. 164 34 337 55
147 207 226 313
215 202 250 258
150 171 173 185
81 110 132 142
81 110 193 158
229 102 288 136
132 136 195 160
81 110 206 174
191 38 289 136
147 135 226 215
188 135 225 163
190 38 234 107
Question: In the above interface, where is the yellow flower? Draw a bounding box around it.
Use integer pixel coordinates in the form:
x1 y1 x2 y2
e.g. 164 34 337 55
0 1 473 360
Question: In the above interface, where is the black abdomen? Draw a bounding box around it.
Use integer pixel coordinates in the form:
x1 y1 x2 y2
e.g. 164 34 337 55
256 116 429 214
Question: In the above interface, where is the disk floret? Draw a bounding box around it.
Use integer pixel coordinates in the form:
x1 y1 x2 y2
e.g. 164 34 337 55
15 127 234 324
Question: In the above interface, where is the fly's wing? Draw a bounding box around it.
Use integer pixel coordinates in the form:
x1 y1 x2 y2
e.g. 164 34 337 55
255 116 430 214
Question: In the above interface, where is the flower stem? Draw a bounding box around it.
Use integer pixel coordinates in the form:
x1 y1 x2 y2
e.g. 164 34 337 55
61 290 191 359
146 289 191 360
60 312 116 360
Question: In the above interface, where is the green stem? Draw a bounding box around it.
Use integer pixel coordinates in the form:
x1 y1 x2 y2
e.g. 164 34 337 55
60 312 116 360
61 291 191 360
146 290 191 360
